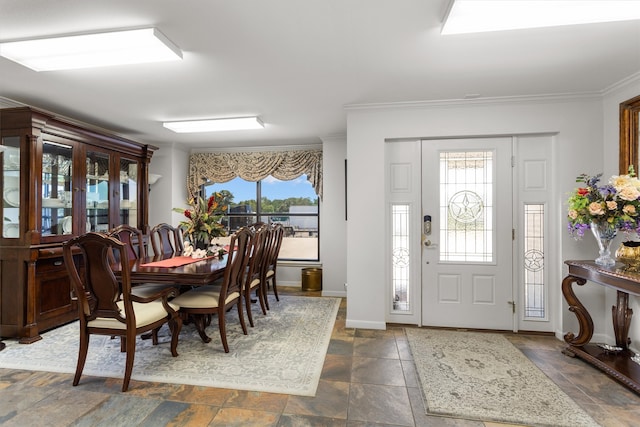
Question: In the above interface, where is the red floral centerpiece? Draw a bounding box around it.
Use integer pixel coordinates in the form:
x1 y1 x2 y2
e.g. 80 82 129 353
173 192 227 249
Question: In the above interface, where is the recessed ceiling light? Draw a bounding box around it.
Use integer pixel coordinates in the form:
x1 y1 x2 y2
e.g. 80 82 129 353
0 27 182 71
163 117 265 133
442 0 640 34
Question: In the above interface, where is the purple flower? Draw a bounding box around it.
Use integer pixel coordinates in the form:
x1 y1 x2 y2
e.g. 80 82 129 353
598 185 616 198
568 222 589 239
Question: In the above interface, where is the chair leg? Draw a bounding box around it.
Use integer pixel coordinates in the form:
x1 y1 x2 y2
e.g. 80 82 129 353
122 330 137 392
237 300 247 335
151 327 160 345
73 328 90 386
245 291 255 328
272 275 280 301
193 314 212 343
262 279 271 311
257 287 267 315
168 316 182 357
218 308 229 353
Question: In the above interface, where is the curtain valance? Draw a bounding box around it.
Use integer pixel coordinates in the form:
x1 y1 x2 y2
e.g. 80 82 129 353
187 149 323 199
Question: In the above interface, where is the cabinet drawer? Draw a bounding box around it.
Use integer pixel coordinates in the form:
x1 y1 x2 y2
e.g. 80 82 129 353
36 257 68 275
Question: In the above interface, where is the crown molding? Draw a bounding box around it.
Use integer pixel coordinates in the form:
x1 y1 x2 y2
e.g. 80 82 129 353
0 96 25 109
602 71 640 96
344 91 603 111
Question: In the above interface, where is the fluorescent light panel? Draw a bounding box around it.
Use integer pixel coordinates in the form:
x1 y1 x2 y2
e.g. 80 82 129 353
442 0 640 34
163 117 264 133
0 28 182 71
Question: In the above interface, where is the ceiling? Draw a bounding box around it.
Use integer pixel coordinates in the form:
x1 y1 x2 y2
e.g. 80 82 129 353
0 0 639 150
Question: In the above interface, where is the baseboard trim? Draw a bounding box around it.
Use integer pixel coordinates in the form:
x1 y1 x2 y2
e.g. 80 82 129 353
322 290 346 298
346 319 386 330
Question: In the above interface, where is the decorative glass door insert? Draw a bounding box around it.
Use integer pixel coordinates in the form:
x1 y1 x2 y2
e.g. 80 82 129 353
86 151 110 233
439 151 494 263
524 203 546 319
42 141 73 236
2 136 20 238
391 204 410 312
119 158 138 227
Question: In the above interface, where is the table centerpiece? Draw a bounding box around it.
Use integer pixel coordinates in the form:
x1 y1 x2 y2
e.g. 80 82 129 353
173 192 228 256
567 166 640 267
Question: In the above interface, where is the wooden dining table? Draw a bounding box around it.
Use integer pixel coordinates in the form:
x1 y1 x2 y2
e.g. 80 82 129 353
112 253 228 287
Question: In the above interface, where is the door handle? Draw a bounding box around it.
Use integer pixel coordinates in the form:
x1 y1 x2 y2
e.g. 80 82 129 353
424 240 438 248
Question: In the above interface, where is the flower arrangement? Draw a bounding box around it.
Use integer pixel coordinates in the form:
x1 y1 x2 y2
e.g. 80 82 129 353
567 166 640 239
182 240 226 259
173 192 227 248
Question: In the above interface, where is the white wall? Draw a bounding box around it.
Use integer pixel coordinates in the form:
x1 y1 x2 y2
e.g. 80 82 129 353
320 136 347 298
346 96 606 335
148 144 190 231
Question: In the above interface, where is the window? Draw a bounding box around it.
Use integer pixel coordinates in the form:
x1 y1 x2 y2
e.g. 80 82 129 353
204 175 319 261
524 203 546 319
391 204 411 312
439 150 494 263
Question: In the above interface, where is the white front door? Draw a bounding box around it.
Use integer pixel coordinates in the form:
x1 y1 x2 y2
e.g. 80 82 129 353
421 138 514 330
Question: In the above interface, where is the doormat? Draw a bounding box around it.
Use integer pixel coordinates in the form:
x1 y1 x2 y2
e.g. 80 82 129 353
406 328 599 426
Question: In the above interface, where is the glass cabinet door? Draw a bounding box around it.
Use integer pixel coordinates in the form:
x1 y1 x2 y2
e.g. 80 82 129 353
119 158 138 227
2 136 21 239
42 141 73 237
86 151 110 233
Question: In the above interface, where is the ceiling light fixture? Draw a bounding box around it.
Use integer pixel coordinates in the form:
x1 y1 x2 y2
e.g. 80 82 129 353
442 0 640 34
163 117 265 133
0 27 182 71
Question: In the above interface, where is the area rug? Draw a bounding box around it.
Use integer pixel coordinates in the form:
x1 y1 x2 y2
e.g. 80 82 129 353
405 328 599 427
0 296 340 396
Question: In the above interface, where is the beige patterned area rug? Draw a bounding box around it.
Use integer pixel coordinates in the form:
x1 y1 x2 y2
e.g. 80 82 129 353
0 296 340 396
406 328 599 427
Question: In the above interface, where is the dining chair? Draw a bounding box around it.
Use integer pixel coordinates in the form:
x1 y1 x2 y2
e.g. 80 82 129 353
170 227 252 352
62 232 182 392
243 224 269 327
150 223 184 257
108 225 179 300
108 224 146 261
262 223 284 309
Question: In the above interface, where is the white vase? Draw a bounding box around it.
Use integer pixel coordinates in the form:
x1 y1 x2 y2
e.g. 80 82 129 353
591 221 617 267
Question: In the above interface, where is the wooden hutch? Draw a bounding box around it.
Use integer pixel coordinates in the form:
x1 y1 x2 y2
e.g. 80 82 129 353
0 107 157 343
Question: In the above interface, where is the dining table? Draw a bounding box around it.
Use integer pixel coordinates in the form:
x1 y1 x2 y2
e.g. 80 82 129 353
112 253 228 287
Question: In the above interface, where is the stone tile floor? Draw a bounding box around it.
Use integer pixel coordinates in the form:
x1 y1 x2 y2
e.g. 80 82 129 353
0 287 638 426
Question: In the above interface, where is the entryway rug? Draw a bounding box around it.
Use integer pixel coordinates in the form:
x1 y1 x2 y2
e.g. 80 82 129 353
0 296 340 396
405 328 599 427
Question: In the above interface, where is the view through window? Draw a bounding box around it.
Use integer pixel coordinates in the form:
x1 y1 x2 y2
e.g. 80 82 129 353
204 175 319 261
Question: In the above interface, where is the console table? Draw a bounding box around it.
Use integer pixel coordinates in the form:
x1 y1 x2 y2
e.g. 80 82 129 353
562 260 640 394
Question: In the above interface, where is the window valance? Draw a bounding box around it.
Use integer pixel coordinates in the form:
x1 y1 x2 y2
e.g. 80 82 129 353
188 149 323 199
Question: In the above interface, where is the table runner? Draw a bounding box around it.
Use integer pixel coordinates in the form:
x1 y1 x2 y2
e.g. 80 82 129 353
140 255 214 268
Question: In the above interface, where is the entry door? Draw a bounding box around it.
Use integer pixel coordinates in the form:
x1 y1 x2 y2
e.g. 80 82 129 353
421 138 514 330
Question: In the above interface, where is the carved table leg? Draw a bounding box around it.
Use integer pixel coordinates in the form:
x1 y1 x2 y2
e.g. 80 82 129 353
562 274 594 346
613 290 633 349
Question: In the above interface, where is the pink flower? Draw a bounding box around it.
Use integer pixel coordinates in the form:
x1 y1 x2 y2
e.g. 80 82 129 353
588 202 605 216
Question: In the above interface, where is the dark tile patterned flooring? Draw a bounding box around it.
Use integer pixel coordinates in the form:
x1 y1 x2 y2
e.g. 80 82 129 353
0 287 638 426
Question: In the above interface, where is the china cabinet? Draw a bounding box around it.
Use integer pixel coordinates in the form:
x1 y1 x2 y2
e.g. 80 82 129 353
0 107 156 343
